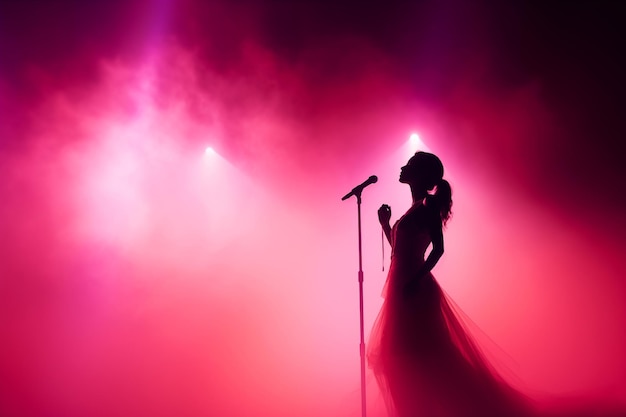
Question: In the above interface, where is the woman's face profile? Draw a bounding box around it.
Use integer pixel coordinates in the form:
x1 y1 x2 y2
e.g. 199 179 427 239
399 155 420 184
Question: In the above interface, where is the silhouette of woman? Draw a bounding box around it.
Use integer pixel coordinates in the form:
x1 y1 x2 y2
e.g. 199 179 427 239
367 151 532 417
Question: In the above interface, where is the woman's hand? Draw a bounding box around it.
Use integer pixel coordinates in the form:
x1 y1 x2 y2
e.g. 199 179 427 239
379 204 392 245
378 204 391 226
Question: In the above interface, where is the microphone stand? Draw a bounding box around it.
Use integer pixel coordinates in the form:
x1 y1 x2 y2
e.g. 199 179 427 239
344 189 368 417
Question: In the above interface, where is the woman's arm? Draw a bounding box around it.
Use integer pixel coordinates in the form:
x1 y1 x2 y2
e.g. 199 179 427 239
404 219 444 296
378 204 392 245
417 222 444 278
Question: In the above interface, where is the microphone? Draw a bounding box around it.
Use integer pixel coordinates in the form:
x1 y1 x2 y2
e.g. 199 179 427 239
341 175 378 200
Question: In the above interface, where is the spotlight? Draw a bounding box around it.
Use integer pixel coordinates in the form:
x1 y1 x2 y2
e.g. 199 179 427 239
205 146 215 155
409 132 428 152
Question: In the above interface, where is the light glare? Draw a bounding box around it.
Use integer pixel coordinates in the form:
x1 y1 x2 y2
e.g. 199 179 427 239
407 131 430 153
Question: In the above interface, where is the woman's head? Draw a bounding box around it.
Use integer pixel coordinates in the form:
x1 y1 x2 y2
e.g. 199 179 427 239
400 151 453 225
399 151 444 191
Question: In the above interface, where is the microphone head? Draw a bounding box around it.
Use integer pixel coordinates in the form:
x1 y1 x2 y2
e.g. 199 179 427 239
369 175 378 183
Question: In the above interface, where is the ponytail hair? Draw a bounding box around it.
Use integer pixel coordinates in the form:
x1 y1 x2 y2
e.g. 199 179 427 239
426 178 453 226
413 151 452 225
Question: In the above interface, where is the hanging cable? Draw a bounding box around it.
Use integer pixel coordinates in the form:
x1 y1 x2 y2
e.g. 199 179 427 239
382 228 385 271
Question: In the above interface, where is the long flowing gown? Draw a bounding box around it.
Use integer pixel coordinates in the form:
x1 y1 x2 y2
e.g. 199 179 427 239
367 202 533 417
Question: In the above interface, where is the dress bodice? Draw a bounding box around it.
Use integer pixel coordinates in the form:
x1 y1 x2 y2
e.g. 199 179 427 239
381 202 438 297
391 203 433 263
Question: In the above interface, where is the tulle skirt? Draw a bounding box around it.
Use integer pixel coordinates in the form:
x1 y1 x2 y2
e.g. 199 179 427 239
367 258 532 417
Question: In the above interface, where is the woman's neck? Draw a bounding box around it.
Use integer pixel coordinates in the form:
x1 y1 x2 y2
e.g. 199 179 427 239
410 186 427 205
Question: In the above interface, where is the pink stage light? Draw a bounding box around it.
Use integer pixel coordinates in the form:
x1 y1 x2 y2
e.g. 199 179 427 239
409 132 421 148
398 131 429 158
205 146 215 155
